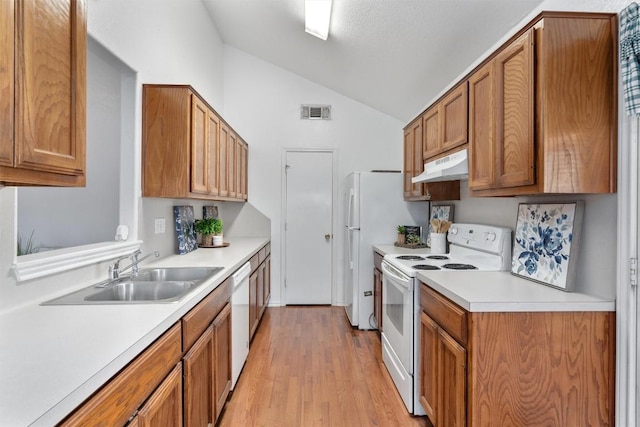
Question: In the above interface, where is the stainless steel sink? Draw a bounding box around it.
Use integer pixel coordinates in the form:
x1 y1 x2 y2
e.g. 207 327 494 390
84 280 198 302
41 266 224 305
135 267 222 282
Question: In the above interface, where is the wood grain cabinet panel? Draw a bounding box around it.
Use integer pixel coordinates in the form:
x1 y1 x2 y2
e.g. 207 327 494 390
418 283 615 427
1 0 86 186
249 244 271 342
183 325 214 427
422 81 468 161
468 13 616 196
469 29 534 192
135 363 183 427
403 119 460 202
0 0 14 168
142 84 247 201
213 304 232 420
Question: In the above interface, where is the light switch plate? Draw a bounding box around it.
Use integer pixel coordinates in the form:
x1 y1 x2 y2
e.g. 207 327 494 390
154 218 166 234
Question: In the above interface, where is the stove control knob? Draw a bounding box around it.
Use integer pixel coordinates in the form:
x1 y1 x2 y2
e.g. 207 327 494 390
450 227 458 235
487 232 496 241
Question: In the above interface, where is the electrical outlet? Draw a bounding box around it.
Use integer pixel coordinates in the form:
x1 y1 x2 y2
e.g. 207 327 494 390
154 218 166 234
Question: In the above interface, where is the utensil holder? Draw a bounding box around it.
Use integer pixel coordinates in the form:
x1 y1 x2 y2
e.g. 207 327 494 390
431 233 447 254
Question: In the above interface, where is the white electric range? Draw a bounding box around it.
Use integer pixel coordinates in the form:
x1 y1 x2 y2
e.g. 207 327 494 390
380 223 512 415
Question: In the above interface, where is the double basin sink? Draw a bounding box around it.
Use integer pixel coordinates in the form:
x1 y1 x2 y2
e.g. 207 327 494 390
42 267 223 305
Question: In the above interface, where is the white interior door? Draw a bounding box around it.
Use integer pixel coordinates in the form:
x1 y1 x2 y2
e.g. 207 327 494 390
284 150 333 304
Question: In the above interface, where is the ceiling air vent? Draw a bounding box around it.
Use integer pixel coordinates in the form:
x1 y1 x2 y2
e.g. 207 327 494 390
300 104 331 120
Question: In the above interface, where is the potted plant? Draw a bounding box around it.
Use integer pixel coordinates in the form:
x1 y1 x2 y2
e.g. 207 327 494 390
397 225 406 244
195 217 223 246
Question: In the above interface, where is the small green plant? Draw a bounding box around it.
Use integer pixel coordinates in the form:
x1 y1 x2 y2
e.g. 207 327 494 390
195 217 223 235
397 225 406 234
17 230 42 255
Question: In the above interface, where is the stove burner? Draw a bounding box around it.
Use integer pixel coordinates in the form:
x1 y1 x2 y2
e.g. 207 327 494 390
395 255 425 261
413 264 441 271
426 255 449 260
442 263 478 270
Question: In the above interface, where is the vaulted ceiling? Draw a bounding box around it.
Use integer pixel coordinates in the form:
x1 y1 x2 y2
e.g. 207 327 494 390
202 0 544 122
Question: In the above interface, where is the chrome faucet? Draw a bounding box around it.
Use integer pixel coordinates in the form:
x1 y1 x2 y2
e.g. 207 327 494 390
108 250 160 280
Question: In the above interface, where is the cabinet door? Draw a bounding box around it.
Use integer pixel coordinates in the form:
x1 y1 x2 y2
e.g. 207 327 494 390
15 0 86 176
228 131 237 198
0 0 13 167
411 120 424 198
373 267 382 330
213 304 232 420
494 28 535 189
234 137 243 200
403 127 414 198
422 106 440 160
441 82 468 152
249 269 258 339
263 255 271 307
207 111 220 195
183 324 214 427
438 328 466 427
240 140 248 200
420 312 439 423
137 363 183 427
468 61 495 191
190 96 209 195
219 122 229 197
257 261 265 318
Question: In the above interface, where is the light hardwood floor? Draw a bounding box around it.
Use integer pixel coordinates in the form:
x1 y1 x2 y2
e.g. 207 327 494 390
218 306 430 427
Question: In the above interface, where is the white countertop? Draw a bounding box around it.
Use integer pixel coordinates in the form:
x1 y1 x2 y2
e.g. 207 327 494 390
417 270 615 312
0 237 269 427
372 243 432 256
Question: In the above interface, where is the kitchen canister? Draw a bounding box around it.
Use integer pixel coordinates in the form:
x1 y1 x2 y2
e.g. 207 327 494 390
430 232 447 254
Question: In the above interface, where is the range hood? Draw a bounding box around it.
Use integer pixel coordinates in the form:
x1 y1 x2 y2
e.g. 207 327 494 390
412 148 468 183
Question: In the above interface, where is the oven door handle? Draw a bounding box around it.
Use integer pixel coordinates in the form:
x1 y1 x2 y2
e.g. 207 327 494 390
382 262 412 291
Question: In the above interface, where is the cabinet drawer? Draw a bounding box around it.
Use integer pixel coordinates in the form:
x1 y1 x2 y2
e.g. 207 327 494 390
182 277 231 351
373 251 383 270
258 246 267 264
420 284 467 345
265 242 271 257
60 323 182 426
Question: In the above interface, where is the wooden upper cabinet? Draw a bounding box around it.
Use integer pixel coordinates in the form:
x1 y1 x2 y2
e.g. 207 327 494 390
403 119 422 199
239 140 248 200
0 0 14 168
218 122 229 198
468 13 617 196
228 131 237 199
142 84 247 201
1 0 86 186
423 81 468 161
468 62 496 191
190 96 209 195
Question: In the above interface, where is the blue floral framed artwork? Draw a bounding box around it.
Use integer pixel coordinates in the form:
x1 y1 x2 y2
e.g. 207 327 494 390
173 206 197 255
511 202 584 291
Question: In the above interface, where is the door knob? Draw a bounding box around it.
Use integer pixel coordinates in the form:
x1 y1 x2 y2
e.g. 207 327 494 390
325 234 331 240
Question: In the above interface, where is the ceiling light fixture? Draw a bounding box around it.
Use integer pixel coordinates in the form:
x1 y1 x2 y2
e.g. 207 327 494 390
305 0 332 40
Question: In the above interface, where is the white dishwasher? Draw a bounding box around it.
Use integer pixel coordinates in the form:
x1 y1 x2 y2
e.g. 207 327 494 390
231 262 251 389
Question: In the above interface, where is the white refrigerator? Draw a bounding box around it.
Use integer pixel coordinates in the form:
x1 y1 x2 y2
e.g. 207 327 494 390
344 171 425 330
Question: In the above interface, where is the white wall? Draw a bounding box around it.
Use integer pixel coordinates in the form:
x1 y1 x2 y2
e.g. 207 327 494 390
222 46 413 306
17 38 123 251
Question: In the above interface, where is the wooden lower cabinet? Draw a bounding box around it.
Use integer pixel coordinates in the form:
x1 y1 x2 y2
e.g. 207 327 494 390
249 244 271 341
213 304 232 420
419 283 615 426
183 325 214 427
134 363 183 427
373 250 383 331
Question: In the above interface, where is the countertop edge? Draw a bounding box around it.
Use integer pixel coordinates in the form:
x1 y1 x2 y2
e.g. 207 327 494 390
3 237 269 427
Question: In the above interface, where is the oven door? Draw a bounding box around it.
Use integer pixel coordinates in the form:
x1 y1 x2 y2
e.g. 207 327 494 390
381 260 414 374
